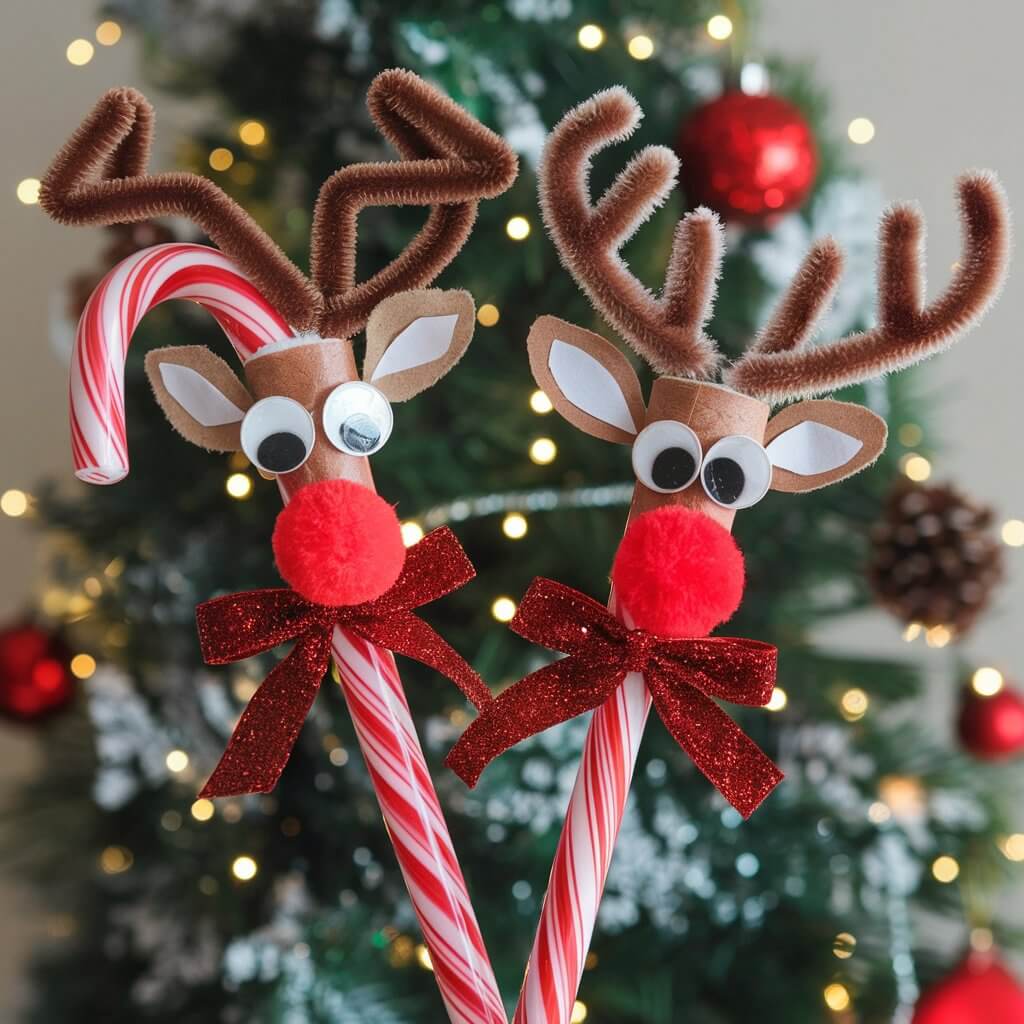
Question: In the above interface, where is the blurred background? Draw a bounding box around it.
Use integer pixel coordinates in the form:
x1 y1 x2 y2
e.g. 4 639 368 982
1 1 1022 1021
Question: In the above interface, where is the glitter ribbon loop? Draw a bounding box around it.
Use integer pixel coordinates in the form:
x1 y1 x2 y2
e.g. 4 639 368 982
196 588 322 663
196 526 489 798
446 577 783 818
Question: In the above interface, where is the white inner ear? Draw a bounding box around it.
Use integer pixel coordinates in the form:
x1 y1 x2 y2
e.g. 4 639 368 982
159 363 246 427
548 339 637 435
767 420 863 476
370 314 460 381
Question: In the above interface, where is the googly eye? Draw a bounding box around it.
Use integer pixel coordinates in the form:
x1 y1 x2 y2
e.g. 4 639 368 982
701 435 772 510
631 420 703 494
240 396 315 475
322 381 393 457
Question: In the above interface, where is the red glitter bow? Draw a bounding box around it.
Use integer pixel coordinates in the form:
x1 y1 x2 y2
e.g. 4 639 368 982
446 578 783 818
196 527 490 798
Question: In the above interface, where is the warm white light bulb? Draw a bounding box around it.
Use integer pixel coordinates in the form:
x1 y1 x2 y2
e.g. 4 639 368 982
232 855 258 881
66 39 95 65
239 120 267 146
577 24 605 50
900 454 932 482
477 303 500 327
529 390 553 414
707 15 734 40
1 489 29 516
502 513 528 540
823 983 851 1011
225 472 253 499
931 855 960 883
16 179 40 205
400 521 425 547
70 653 96 679
506 216 531 240
972 666 1004 696
1002 519 1024 547
847 117 876 145
627 34 655 60
529 438 557 465
491 597 517 622
95 21 122 46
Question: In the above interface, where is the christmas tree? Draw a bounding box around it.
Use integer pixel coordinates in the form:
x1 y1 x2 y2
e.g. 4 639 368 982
6 2 1022 1022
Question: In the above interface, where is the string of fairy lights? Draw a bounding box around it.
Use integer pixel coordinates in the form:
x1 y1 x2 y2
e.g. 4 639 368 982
3 12 1022 1017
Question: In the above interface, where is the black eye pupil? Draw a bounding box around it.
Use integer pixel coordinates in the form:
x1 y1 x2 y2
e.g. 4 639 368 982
651 447 696 490
257 432 307 473
341 413 381 454
704 457 745 505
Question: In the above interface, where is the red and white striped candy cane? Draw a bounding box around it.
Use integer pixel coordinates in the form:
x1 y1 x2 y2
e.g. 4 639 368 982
74 243 506 1024
513 603 647 1024
332 629 506 1024
71 243 290 484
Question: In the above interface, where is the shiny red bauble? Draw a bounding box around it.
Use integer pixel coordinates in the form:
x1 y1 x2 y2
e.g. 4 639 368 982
676 91 818 223
0 622 74 720
913 950 1024 1024
957 683 1024 759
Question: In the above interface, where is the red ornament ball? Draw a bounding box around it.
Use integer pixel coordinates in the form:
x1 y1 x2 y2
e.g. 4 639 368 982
957 682 1024 759
0 622 74 720
272 479 406 607
676 91 818 223
611 507 745 637
913 950 1024 1024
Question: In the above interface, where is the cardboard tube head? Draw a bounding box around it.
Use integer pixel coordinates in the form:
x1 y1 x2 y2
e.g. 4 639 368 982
243 339 376 496
630 378 770 529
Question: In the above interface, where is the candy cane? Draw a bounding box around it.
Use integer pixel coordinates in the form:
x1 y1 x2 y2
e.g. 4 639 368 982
71 243 290 484
515 689 647 1022
74 243 506 1024
512 602 648 1024
333 630 506 1024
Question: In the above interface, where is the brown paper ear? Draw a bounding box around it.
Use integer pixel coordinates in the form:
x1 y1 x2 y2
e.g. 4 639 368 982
144 346 253 451
765 399 887 493
362 288 475 402
527 315 646 445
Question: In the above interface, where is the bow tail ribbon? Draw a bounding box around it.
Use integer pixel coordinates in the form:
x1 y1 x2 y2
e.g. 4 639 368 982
445 659 617 788
646 669 784 819
201 631 334 798
353 611 492 710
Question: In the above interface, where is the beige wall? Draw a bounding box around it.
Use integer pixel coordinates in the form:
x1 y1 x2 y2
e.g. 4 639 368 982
0 0 1021 1014
760 3 1023 675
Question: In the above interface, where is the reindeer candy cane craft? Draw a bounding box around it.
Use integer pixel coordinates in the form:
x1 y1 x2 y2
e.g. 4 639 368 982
447 87 1010 1024
40 71 517 1024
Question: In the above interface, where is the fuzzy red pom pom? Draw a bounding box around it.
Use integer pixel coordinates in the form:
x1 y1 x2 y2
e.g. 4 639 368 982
272 479 406 606
611 507 745 637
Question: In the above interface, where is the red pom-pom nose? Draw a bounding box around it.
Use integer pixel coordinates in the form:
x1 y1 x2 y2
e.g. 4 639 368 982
272 480 406 606
611 506 745 637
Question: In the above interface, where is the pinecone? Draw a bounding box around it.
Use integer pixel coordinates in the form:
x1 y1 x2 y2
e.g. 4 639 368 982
867 480 1004 636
